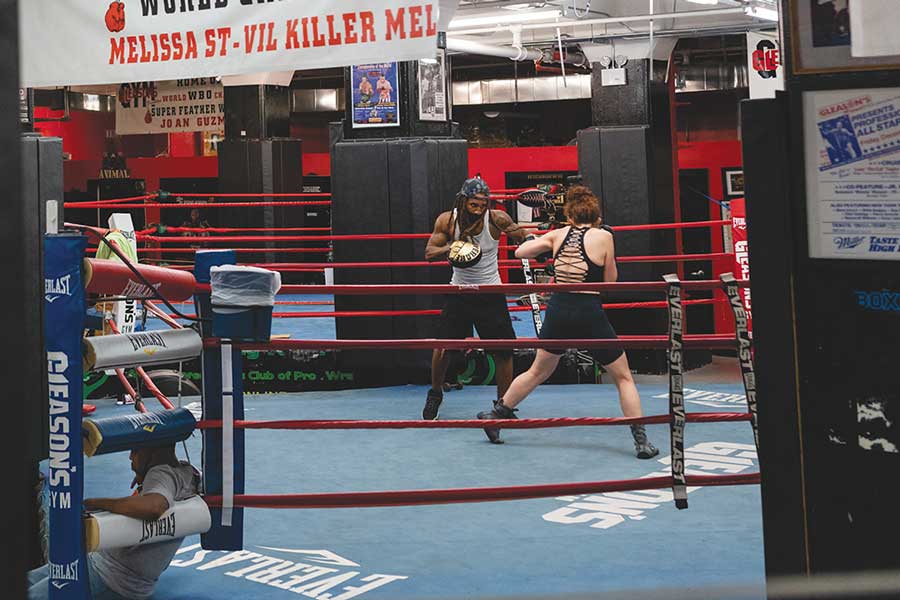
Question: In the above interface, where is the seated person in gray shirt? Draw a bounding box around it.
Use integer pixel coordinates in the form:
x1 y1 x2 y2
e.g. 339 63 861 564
28 443 200 600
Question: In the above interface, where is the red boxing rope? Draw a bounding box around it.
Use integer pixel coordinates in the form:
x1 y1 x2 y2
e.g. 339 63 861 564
154 226 332 234
65 200 332 209
203 334 738 351
203 473 761 509
217 280 751 296
197 412 751 431
129 247 332 255
65 194 159 206
173 297 716 320
237 254 731 271
163 192 333 198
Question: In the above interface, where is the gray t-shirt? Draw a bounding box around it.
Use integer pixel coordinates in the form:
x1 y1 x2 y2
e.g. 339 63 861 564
90 461 200 599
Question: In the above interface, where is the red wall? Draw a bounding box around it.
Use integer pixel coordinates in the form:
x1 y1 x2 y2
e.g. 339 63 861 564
34 108 114 161
677 139 744 334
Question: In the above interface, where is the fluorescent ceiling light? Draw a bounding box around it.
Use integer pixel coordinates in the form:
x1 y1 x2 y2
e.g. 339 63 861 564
449 9 561 29
502 3 541 9
685 0 719 4
745 5 779 21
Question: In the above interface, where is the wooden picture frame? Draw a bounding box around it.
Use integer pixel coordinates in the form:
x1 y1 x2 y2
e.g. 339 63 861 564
789 0 900 75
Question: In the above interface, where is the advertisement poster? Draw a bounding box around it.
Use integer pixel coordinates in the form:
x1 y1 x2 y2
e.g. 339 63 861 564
116 79 224 134
20 0 439 87
351 63 400 128
803 87 900 260
418 50 447 121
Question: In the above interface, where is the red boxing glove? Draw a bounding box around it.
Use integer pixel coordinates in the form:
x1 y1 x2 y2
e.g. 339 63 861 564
105 1 125 33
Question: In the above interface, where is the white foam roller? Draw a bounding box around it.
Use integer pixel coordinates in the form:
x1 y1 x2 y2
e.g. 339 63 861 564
84 495 211 552
83 328 202 372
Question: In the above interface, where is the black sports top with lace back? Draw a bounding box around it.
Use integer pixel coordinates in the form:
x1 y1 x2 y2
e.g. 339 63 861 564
552 226 606 286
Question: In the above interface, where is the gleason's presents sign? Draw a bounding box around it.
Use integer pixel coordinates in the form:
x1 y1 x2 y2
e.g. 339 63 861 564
20 0 440 87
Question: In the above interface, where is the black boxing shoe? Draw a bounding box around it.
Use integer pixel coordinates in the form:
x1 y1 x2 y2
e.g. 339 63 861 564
477 400 517 444
630 424 660 459
423 388 443 420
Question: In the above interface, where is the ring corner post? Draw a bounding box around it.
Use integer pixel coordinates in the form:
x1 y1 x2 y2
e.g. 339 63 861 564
195 250 245 551
44 232 89 598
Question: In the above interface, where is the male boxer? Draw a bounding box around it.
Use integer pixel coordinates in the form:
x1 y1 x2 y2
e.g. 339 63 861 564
422 177 528 419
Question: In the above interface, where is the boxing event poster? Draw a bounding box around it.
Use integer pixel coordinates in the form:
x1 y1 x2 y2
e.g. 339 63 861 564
20 0 439 87
417 50 447 122
116 79 224 135
803 87 900 260
351 62 401 128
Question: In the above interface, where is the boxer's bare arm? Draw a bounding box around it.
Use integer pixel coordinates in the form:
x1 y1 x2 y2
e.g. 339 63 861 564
425 212 453 261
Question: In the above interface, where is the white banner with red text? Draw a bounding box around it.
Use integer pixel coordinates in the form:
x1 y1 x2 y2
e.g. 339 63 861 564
20 0 440 87
116 79 224 134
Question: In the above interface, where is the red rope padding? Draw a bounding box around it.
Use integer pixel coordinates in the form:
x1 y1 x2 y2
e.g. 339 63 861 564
204 334 738 351
197 412 751 430
84 258 197 301
65 200 331 209
203 472 760 509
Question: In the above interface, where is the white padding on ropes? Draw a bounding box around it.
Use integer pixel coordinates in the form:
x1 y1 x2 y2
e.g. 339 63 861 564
84 495 211 552
83 328 202 372
221 345 234 527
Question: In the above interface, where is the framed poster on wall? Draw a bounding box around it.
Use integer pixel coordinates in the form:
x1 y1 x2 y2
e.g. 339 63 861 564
351 62 400 128
789 0 900 74
722 167 745 199
418 50 447 122
803 87 900 260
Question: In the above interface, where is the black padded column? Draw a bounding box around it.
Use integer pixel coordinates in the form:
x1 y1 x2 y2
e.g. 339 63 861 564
331 137 467 381
578 58 694 374
2 0 36 591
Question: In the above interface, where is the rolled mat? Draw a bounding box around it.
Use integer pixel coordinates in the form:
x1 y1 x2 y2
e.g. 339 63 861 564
83 258 196 301
83 328 202 372
84 495 211 552
83 407 196 457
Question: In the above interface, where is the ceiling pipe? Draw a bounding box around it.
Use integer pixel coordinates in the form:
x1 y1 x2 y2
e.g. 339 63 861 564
450 6 746 36
447 36 589 65
446 37 545 61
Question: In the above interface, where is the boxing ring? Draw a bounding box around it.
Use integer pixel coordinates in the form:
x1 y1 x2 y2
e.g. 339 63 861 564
43 192 762 599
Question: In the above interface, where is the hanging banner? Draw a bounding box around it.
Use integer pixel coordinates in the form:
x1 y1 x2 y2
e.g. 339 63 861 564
20 0 440 87
747 31 784 100
351 62 401 128
803 87 900 260
730 198 752 333
116 79 224 134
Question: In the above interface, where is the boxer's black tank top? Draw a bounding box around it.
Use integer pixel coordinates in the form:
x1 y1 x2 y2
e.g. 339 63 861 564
552 226 605 286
